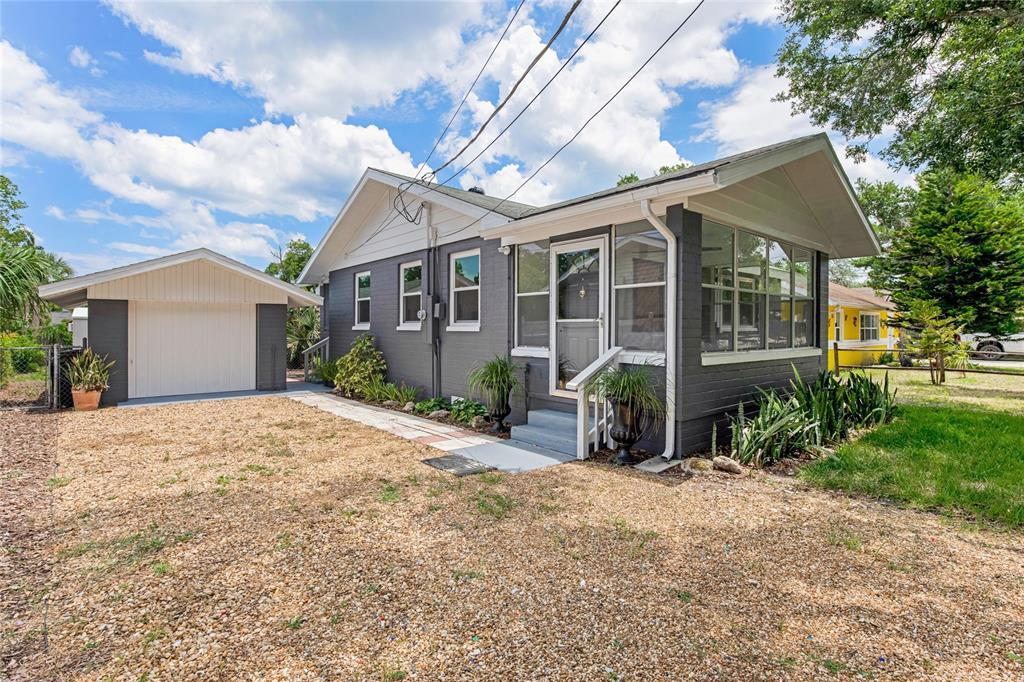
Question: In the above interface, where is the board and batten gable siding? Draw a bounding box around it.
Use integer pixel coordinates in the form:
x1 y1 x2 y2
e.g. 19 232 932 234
670 205 829 455
86 259 288 305
333 190 486 272
327 248 434 392
87 299 129 407
256 304 287 391
325 236 512 400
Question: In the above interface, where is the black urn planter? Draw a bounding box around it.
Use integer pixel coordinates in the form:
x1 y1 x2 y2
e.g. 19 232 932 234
608 400 642 465
489 394 512 433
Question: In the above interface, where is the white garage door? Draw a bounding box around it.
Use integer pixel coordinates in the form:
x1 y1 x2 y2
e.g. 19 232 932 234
129 301 256 399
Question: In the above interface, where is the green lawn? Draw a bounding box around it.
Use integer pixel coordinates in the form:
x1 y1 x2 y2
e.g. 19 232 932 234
800 404 1024 528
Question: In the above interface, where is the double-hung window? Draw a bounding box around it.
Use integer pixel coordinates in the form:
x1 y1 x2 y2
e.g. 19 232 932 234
449 249 480 331
354 271 371 329
515 241 549 348
613 220 666 352
700 220 817 355
834 309 842 342
860 313 880 342
398 261 422 330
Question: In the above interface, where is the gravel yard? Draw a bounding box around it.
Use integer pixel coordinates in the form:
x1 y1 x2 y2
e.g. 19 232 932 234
4 397 1023 680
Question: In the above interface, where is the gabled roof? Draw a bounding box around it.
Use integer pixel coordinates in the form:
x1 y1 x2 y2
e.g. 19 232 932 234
829 282 894 310
39 248 322 309
370 168 536 219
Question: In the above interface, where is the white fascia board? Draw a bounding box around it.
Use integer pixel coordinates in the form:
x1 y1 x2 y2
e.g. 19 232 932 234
485 171 719 243
298 170 375 286
39 248 322 308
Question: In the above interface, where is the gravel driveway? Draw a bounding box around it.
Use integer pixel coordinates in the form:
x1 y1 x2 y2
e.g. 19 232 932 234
5 397 1023 680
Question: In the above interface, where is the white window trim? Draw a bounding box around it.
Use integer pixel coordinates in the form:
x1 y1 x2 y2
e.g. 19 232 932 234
353 270 371 330
611 222 668 354
860 312 881 342
700 223 817 359
398 260 423 331
834 306 843 342
448 248 481 332
514 242 550 350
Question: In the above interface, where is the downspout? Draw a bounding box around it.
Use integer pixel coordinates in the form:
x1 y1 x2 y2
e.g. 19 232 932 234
425 202 442 398
640 199 676 461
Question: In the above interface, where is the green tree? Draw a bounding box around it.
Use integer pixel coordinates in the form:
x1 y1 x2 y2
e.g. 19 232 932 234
657 162 691 175
616 172 640 187
265 239 313 283
872 170 1024 336
776 0 1024 183
0 176 72 331
830 179 919 285
902 299 964 385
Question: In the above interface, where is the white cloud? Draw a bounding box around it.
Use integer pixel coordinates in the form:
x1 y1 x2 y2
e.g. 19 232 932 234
106 0 487 119
68 45 104 76
104 50 124 61
697 65 913 185
0 40 419 264
108 241 173 257
45 205 67 220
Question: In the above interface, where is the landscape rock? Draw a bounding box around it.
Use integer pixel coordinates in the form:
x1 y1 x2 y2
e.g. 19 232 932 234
470 415 488 429
682 457 713 473
713 455 744 475
427 409 450 420
402 402 416 412
382 400 400 408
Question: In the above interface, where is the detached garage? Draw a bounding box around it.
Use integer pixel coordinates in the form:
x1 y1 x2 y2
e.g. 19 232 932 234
39 249 322 406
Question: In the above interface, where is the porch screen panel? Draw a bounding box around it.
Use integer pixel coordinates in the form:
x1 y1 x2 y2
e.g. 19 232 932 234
613 219 666 352
516 240 549 348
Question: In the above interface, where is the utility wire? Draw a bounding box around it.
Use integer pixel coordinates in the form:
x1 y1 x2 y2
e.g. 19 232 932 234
429 0 582 179
439 0 707 239
389 0 622 220
392 0 527 223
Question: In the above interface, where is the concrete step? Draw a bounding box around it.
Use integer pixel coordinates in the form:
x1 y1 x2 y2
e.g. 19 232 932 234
509 423 577 456
526 408 577 435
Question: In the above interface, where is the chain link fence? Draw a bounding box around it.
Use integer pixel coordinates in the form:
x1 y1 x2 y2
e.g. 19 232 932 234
0 345 82 410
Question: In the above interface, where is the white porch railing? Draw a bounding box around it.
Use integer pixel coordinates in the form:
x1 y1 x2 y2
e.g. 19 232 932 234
565 346 622 460
302 337 330 382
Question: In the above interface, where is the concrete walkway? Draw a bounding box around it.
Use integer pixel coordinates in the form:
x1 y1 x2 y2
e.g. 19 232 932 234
118 381 331 408
286 391 575 472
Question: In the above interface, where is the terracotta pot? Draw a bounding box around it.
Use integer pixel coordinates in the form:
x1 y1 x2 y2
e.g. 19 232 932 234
72 389 102 411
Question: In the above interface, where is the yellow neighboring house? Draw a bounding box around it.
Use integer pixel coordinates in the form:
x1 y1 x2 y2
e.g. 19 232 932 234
828 283 899 370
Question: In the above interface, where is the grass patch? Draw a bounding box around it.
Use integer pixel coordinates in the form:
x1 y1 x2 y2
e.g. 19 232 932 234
800 405 1024 528
47 476 71 489
478 471 503 485
475 491 517 519
151 561 171 576
825 526 863 551
284 616 305 630
380 484 401 503
243 463 276 476
670 588 694 604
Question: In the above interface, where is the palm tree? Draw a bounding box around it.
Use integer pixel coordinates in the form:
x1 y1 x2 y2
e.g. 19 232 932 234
285 306 321 368
0 243 62 332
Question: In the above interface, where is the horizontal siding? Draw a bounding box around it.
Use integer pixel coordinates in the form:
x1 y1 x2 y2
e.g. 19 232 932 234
87 259 287 305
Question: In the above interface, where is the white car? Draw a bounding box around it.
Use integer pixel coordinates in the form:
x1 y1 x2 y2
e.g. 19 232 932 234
964 332 1024 360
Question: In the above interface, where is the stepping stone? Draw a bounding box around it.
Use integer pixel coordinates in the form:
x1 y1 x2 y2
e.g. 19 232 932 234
421 454 494 477
634 456 681 473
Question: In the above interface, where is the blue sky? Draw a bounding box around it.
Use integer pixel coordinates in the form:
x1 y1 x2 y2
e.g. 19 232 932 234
1 1 899 275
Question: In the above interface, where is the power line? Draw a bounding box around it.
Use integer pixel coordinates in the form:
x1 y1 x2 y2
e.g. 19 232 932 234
439 0 708 240
429 0 583 179
353 1 527 253
392 0 527 224
389 0 622 221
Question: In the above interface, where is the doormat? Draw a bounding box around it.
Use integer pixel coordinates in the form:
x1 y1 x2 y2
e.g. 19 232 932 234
421 454 493 477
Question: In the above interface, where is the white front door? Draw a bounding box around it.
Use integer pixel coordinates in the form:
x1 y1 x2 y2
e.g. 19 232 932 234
549 237 607 397
129 301 256 398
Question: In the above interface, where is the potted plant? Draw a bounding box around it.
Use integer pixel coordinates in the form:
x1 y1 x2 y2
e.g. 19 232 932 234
588 366 665 465
467 356 519 433
66 348 115 411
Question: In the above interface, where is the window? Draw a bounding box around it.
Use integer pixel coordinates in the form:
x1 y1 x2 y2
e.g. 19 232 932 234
515 241 549 347
449 249 480 330
833 308 842 342
613 220 666 352
860 313 880 342
700 219 817 354
354 271 371 328
398 261 422 329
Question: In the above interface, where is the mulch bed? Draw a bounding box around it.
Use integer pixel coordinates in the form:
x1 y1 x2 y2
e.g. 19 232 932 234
0 409 60 680
337 391 511 439
19 398 1024 680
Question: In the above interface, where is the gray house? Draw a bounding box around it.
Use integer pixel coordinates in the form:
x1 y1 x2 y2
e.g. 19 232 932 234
299 133 879 459
40 249 322 406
